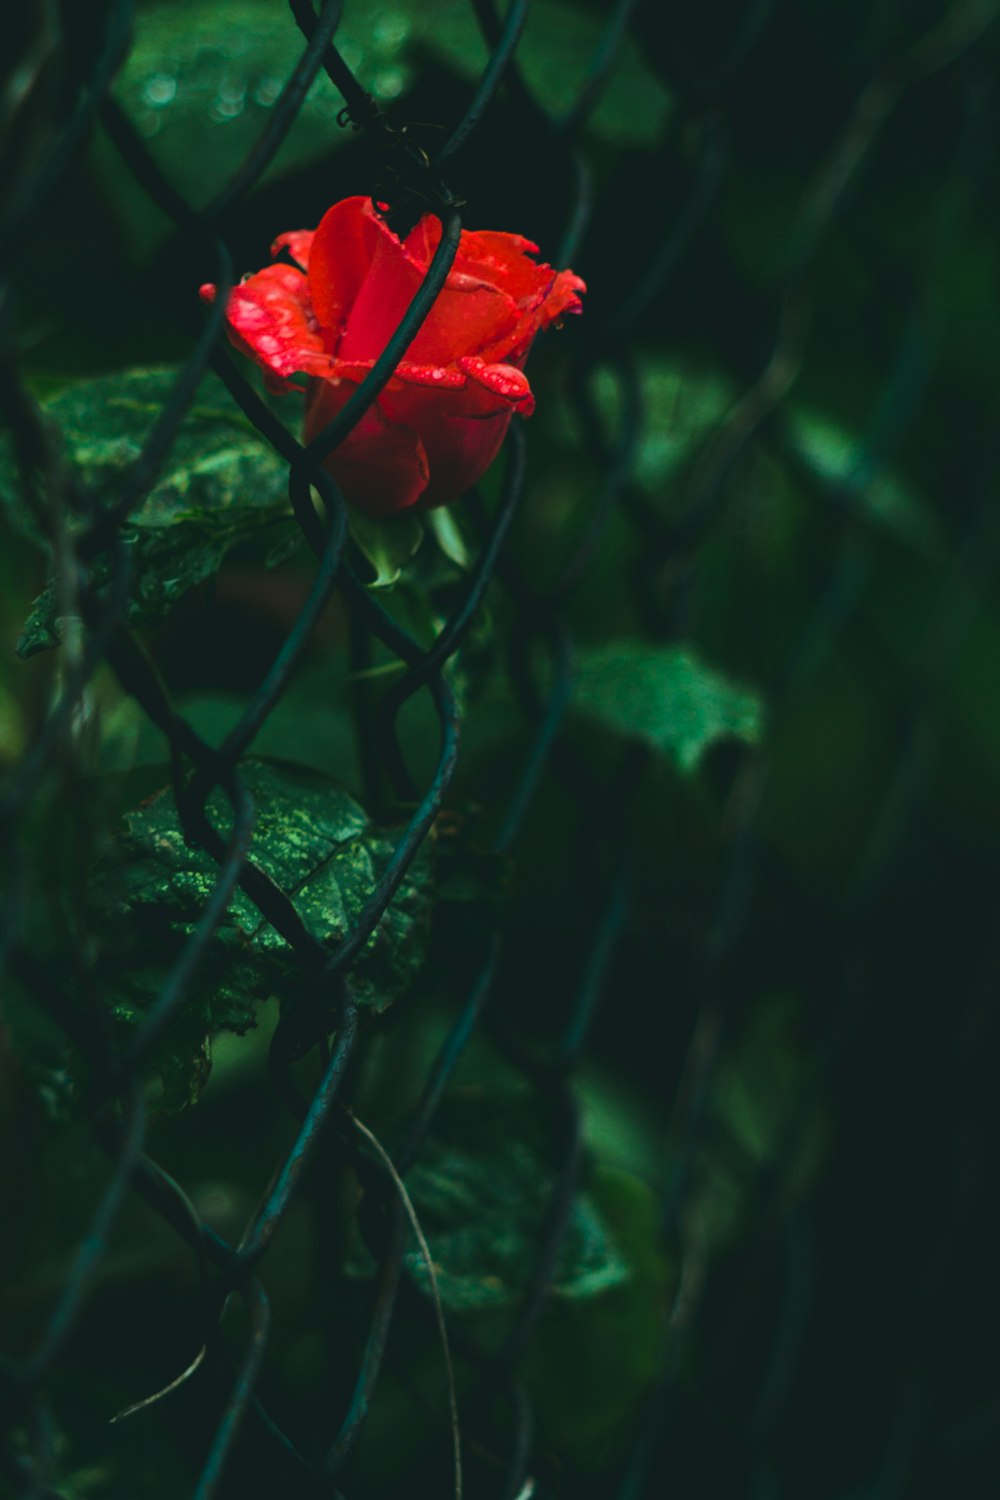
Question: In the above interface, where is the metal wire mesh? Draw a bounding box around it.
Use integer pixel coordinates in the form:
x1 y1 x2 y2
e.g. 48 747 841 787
2 1 999 1497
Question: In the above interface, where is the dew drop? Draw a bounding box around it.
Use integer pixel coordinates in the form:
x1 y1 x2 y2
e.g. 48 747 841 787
141 73 177 108
254 77 283 108
373 66 406 100
136 110 164 139
431 368 445 380
374 13 410 48
211 80 246 120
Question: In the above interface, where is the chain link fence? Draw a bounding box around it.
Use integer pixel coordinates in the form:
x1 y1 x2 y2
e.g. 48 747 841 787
2 1 1000 1496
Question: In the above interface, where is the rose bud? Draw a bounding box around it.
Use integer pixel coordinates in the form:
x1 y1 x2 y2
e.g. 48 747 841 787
201 196 585 517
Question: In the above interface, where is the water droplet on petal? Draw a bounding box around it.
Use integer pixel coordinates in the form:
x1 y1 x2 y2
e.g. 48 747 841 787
431 368 445 380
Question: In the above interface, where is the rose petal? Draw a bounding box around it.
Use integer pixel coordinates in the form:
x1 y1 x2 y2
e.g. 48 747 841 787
456 356 535 413
332 207 522 367
477 267 586 365
406 280 521 366
271 229 315 270
310 197 426 352
305 379 430 517
381 382 516 507
393 362 467 390
380 358 533 506
457 229 556 306
201 265 335 386
403 214 442 268
311 357 469 393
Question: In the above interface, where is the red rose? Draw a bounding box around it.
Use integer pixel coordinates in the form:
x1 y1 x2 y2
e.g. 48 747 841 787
201 196 585 517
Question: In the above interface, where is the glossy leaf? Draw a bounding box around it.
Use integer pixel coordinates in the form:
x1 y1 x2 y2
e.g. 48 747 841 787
87 759 435 1108
573 640 764 771
5 366 291 656
398 1089 629 1313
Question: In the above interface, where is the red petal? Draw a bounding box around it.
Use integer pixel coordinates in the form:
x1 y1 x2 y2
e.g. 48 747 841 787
380 361 532 507
305 379 430 517
309 197 421 351
476 267 586 365
204 265 335 386
393 362 467 390
456 229 554 305
406 280 521 366
330 206 522 368
403 214 442 268
271 229 315 270
456 356 535 413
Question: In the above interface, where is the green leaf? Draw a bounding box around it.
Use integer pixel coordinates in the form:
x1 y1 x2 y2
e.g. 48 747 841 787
425 507 471 571
350 510 426 590
591 358 737 506
521 1167 672 1468
107 1 415 236
783 406 942 555
572 641 764 772
396 1089 629 1313
3 366 291 656
682 991 829 1257
85 759 435 1109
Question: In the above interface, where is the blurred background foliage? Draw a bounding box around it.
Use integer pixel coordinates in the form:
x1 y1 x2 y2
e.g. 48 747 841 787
2 0 1000 1497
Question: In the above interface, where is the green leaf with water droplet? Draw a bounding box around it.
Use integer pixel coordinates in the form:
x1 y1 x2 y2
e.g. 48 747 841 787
572 641 764 772
105 1 415 243
395 1089 629 1313
2 366 291 657
85 759 435 1110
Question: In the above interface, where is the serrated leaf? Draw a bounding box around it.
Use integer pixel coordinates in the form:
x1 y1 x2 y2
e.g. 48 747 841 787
397 1090 629 1313
85 759 435 1109
3 366 291 656
573 641 764 772
350 510 425 590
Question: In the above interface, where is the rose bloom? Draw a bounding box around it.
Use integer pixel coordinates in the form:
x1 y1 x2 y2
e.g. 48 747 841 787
201 196 585 517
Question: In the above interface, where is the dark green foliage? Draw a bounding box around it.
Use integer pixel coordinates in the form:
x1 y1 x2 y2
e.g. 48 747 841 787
573 640 763 771
399 1088 628 1312
521 1167 671 1467
4 367 292 655
86 759 435 1107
